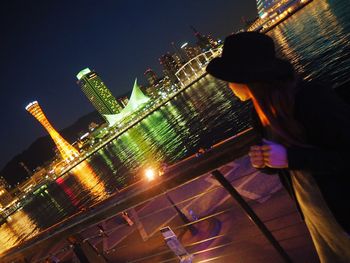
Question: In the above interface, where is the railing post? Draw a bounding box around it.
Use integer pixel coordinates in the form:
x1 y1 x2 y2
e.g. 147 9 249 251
164 192 198 235
211 170 292 263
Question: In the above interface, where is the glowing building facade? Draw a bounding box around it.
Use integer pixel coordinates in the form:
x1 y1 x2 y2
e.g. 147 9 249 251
159 53 182 83
0 178 12 208
104 79 150 126
76 68 123 123
180 42 202 61
25 101 79 162
190 26 216 51
256 0 298 18
144 68 159 86
257 0 275 17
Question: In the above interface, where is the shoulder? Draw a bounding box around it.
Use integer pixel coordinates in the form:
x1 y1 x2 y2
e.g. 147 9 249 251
293 80 350 148
295 80 349 110
296 80 330 101
293 80 350 129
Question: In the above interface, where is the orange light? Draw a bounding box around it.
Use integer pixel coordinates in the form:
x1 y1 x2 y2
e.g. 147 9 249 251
26 101 79 162
145 168 156 181
251 97 270 127
72 161 106 198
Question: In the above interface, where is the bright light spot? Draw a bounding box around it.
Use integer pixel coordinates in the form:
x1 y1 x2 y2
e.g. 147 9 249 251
181 42 188 49
80 132 89 140
261 12 268 19
76 68 91 80
145 168 156 181
25 101 38 110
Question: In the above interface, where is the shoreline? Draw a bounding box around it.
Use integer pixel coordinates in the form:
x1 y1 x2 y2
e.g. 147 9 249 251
248 0 314 33
0 128 256 261
0 72 211 257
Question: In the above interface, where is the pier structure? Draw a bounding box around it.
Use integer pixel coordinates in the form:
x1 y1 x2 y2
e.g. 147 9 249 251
175 48 221 87
1 129 318 262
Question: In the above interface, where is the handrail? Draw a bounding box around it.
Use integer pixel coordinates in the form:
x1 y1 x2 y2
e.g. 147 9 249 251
1 128 258 261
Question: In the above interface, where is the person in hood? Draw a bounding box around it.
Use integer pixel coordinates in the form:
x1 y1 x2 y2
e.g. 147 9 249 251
206 31 350 262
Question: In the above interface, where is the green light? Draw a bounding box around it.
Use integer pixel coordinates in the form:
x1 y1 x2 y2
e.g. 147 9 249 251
104 78 150 126
76 68 91 80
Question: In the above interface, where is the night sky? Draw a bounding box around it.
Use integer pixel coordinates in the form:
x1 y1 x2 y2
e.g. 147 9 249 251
0 0 257 170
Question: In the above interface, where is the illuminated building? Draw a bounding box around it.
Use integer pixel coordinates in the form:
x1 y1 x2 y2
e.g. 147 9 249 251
76 68 123 123
154 76 173 95
172 53 183 68
159 53 182 82
256 0 299 18
171 42 186 62
126 80 150 110
144 68 159 86
180 42 202 61
31 167 47 184
0 177 9 189
257 0 276 17
0 177 12 208
144 68 159 96
118 96 129 108
190 26 217 51
0 187 12 208
25 101 79 162
104 79 150 126
88 122 99 131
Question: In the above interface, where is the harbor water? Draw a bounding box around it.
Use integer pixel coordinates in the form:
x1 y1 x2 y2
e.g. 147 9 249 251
1 0 350 254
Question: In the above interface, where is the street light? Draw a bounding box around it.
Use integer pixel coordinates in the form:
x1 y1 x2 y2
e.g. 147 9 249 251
145 168 156 181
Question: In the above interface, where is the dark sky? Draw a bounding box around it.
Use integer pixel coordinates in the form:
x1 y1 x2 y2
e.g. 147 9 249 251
0 0 257 170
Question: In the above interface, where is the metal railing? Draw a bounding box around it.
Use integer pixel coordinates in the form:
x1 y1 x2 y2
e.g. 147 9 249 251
2 128 314 262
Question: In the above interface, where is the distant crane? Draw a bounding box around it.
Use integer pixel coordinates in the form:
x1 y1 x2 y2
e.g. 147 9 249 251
19 162 32 177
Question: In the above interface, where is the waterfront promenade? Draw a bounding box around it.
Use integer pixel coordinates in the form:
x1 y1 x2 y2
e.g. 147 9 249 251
1 129 318 262
1 0 350 261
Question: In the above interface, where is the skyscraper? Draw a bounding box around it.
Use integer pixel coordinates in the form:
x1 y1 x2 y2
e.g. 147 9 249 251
76 68 123 122
25 101 79 162
144 68 159 86
159 53 182 82
190 26 215 51
180 42 202 61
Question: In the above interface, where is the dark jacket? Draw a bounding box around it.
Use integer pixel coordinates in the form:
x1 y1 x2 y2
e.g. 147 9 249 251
253 80 350 232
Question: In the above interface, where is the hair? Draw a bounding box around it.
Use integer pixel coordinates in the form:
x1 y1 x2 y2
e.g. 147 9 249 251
247 74 307 147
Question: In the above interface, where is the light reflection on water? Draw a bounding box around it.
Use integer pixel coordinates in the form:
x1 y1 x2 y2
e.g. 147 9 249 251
70 161 107 201
1 0 350 254
0 210 40 253
269 0 350 83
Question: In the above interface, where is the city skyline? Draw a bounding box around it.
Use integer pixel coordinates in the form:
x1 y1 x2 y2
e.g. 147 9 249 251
0 1 257 172
0 0 349 260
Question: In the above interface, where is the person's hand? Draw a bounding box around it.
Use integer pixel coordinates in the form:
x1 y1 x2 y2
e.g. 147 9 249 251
249 145 265 168
261 139 288 168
